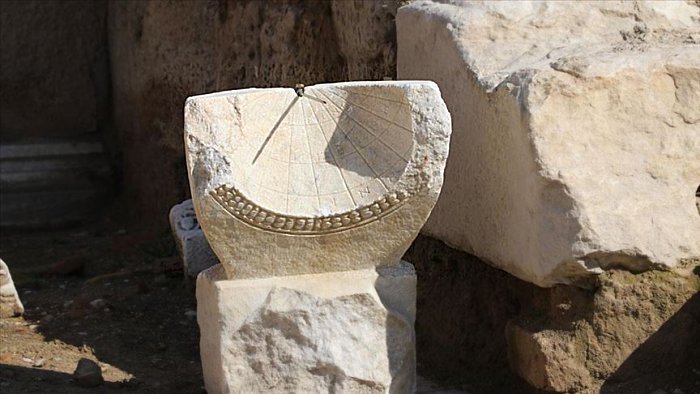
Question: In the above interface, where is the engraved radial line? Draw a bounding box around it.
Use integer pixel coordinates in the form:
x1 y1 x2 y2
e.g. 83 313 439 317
306 91 357 206
324 89 410 163
317 90 389 192
300 100 322 206
286 103 295 211
326 91 412 134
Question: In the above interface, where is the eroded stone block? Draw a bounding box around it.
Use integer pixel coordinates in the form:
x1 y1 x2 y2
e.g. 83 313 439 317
398 1 700 286
197 263 417 393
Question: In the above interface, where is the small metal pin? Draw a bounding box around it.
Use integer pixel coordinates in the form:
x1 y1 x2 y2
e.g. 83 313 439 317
294 83 326 104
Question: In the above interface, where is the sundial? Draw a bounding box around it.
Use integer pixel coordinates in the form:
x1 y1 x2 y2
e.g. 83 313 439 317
185 81 451 279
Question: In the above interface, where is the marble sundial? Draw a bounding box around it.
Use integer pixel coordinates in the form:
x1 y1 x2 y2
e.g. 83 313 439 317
185 81 451 279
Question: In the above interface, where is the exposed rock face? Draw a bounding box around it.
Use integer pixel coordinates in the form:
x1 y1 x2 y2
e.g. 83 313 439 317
398 0 700 286
0 0 108 140
197 263 417 393
108 0 403 230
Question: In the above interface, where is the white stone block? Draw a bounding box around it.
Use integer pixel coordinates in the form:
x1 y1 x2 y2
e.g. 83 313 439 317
0 258 24 318
398 0 700 286
169 199 220 277
196 263 416 393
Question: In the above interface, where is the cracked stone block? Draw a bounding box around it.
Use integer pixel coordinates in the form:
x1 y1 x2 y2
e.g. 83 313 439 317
398 0 700 287
196 262 417 393
169 199 219 278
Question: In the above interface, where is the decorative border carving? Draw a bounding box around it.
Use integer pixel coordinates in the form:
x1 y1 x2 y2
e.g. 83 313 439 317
210 184 411 235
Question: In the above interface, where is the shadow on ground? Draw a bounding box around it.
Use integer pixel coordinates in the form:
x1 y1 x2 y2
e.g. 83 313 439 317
0 224 203 393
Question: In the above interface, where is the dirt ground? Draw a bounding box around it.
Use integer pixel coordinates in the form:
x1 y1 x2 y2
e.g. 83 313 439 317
0 218 467 393
0 220 203 393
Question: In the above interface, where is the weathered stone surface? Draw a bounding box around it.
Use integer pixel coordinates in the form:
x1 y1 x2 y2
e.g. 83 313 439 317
405 235 700 393
0 0 108 140
398 0 700 286
197 263 417 393
330 0 401 80
108 0 401 231
0 258 24 318
169 199 219 278
506 322 593 392
185 81 451 279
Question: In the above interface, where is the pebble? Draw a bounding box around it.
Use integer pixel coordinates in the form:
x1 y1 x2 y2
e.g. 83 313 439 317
33 358 45 367
73 358 103 388
41 314 53 323
184 310 197 319
89 299 106 309
63 300 73 308
21 357 33 364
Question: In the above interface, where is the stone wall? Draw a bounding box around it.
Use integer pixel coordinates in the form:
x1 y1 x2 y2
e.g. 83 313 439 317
108 0 402 230
0 0 109 141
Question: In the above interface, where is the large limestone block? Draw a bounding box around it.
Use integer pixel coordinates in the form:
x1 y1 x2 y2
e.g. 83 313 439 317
398 1 700 286
185 81 451 279
197 263 417 393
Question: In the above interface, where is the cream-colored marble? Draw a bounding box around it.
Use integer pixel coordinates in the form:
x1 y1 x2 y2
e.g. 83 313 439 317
185 81 451 279
197 263 417 393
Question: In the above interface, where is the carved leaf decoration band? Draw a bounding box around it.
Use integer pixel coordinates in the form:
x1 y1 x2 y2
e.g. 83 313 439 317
210 184 412 235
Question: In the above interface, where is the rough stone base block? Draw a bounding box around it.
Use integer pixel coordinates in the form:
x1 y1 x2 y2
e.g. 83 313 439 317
196 263 417 393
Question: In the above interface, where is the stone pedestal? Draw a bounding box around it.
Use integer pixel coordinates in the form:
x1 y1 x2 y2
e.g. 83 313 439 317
196 262 417 394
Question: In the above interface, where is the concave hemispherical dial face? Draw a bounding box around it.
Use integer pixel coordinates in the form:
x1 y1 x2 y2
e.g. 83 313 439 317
216 84 415 221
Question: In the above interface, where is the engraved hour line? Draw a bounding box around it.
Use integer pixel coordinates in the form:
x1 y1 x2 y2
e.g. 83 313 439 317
319 90 403 188
316 90 390 193
329 87 408 105
243 94 295 201
306 90 358 206
299 99 322 207
322 89 411 164
286 99 295 211
326 88 413 135
241 89 406 163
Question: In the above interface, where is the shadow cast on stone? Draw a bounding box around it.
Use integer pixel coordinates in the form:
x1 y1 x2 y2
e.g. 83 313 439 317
600 291 700 393
322 87 408 179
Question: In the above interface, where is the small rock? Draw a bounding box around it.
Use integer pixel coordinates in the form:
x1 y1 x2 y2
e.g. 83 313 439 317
63 300 73 308
672 389 684 394
89 299 106 309
73 358 103 388
33 358 45 367
184 310 197 319
41 314 53 324
21 357 33 364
